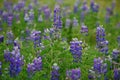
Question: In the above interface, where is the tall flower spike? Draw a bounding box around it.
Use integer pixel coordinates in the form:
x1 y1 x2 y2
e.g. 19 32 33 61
96 26 109 54
31 31 41 48
70 38 82 62
0 35 4 43
51 63 60 80
4 49 11 62
53 5 62 29
80 23 88 36
27 57 42 78
6 31 14 45
114 69 120 80
66 68 81 80
112 49 120 60
9 46 24 77
92 57 108 79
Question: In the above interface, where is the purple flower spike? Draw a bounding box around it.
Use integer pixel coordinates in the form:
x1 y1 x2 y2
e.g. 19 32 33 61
66 68 81 80
6 31 14 45
27 57 42 78
112 49 120 60
51 63 60 80
96 26 109 54
114 69 120 80
0 35 4 43
31 30 41 48
80 23 88 36
70 38 83 62
65 19 71 28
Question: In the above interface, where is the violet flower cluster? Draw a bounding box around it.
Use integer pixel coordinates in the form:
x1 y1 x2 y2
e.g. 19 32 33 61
70 38 83 62
6 31 14 45
96 26 109 54
31 30 41 48
27 57 42 78
66 68 81 80
53 5 62 29
88 57 108 80
0 35 4 43
112 49 120 60
90 0 99 12
4 46 24 77
51 63 60 80
80 23 88 36
114 69 120 80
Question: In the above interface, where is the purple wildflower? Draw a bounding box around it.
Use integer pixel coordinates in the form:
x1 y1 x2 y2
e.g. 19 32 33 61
51 63 60 80
53 5 62 29
66 68 81 80
4 49 11 61
27 57 42 78
114 69 120 80
0 35 4 43
80 23 88 36
31 30 41 48
112 49 120 60
96 26 109 54
6 31 14 45
70 38 82 62
9 46 24 77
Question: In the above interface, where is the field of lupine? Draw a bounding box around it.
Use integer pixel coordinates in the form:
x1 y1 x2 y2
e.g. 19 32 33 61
0 0 120 80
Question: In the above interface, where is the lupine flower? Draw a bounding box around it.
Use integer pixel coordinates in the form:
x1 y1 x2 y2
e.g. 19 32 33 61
0 35 4 43
0 62 2 75
4 49 11 61
33 57 42 71
29 9 34 21
74 3 78 13
27 63 35 77
80 23 88 36
90 0 99 12
73 17 79 27
112 49 120 60
27 57 42 78
66 68 81 80
65 19 71 28
51 63 60 80
9 46 24 77
93 57 108 74
114 69 120 80
96 26 109 54
43 6 51 20
7 13 13 26
91 57 108 79
31 30 41 48
53 5 62 29
6 31 14 45
14 40 20 49
70 38 82 62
